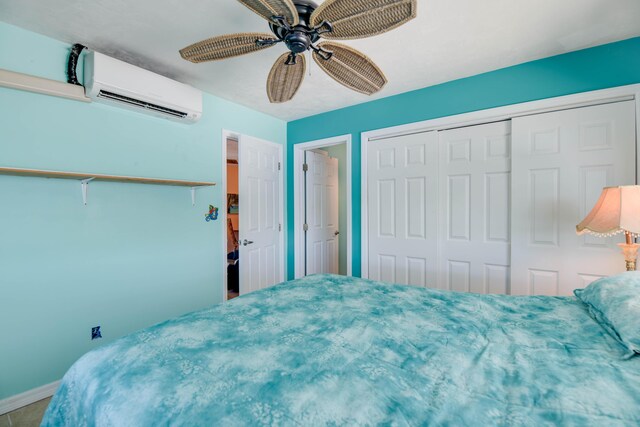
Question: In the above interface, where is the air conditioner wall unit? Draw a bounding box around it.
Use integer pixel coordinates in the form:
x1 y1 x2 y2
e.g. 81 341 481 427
84 51 202 123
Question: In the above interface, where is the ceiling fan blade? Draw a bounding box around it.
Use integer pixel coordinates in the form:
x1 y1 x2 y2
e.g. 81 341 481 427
310 0 416 40
237 0 299 26
267 53 306 103
180 33 278 63
313 42 387 95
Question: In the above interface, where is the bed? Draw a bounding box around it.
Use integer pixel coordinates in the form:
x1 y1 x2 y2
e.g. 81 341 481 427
42 274 640 426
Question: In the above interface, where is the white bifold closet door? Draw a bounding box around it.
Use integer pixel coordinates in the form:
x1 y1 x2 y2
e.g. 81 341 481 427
305 150 339 275
438 121 512 294
367 131 439 286
510 100 636 295
367 124 511 292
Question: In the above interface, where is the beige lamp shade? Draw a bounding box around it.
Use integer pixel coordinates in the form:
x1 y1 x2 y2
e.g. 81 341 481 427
576 185 640 237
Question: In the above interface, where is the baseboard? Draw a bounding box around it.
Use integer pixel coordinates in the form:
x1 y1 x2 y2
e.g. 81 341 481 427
0 380 60 415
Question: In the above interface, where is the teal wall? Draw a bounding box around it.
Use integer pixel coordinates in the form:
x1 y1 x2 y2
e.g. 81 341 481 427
0 22 286 399
287 37 640 279
318 145 347 275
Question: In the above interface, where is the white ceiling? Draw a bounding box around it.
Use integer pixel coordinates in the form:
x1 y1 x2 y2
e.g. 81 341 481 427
1 0 639 121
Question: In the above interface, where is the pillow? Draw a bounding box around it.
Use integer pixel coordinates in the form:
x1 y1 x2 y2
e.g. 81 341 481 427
574 272 640 358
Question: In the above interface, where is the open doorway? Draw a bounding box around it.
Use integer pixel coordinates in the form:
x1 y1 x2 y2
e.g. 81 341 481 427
226 138 240 300
294 135 352 278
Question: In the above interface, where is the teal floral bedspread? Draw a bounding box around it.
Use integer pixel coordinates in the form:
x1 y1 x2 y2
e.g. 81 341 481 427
42 274 640 426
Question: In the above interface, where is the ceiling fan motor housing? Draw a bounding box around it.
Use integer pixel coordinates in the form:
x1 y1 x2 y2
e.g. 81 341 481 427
285 31 311 53
270 0 320 54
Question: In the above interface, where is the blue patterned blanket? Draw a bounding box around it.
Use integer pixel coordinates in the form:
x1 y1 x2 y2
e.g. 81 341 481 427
43 274 640 426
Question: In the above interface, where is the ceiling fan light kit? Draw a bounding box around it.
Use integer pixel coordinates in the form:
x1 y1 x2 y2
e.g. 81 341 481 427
180 0 417 103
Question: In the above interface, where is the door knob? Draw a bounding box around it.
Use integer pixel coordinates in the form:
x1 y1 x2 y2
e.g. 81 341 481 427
334 231 340 236
243 239 254 246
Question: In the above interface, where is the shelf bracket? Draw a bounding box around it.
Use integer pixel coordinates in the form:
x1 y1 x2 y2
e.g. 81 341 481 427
191 187 198 206
190 186 211 206
80 178 95 205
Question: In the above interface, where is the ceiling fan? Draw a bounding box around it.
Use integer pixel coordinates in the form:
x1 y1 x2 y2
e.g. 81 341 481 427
179 0 417 103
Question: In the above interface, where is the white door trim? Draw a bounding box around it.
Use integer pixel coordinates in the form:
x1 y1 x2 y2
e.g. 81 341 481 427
221 129 285 301
293 134 352 278
221 129 237 302
361 84 640 279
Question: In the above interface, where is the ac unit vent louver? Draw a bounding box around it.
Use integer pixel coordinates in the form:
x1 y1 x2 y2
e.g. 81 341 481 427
97 90 188 118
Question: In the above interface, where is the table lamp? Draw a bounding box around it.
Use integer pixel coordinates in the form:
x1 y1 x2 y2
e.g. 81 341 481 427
576 185 640 271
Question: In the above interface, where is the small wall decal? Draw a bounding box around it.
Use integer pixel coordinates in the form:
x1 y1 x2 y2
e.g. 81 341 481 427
91 326 102 340
205 205 219 222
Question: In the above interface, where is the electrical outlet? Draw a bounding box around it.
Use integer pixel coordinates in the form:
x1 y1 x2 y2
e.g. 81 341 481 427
91 326 102 340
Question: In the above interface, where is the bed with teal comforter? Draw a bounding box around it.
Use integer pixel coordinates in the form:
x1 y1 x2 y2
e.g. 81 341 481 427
42 274 640 426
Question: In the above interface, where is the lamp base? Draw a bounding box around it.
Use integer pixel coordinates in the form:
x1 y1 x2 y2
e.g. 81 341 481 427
617 243 639 271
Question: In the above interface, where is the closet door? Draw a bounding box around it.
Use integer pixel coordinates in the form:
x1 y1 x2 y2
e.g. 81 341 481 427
305 150 340 275
438 121 512 294
367 131 439 286
511 101 636 296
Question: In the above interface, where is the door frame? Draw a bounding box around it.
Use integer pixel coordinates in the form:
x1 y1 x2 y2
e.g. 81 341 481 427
221 129 285 301
293 134 353 278
360 84 640 279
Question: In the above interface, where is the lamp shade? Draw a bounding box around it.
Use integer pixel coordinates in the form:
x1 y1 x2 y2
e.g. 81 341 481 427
576 185 640 236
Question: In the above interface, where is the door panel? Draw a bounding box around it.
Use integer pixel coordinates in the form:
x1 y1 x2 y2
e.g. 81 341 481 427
368 131 439 287
511 100 636 295
305 150 339 275
438 121 512 294
239 135 282 295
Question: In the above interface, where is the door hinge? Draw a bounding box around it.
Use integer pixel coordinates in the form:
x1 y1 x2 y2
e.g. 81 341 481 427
303 223 309 232
302 163 308 172
278 162 281 171
278 223 282 232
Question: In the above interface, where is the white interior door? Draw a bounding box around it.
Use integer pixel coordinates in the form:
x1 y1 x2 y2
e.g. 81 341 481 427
305 150 339 275
367 131 439 286
511 100 636 295
438 121 512 294
238 135 282 295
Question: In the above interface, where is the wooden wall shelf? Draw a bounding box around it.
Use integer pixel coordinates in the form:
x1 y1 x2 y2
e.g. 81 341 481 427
0 167 216 205
0 68 91 103
0 167 215 187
